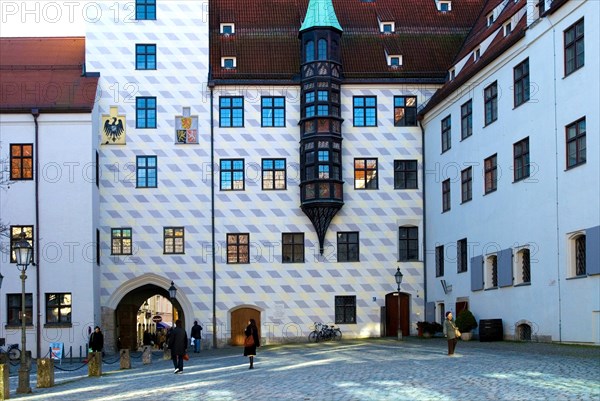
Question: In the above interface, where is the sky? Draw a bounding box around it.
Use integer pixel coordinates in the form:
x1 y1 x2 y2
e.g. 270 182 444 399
1 0 90 37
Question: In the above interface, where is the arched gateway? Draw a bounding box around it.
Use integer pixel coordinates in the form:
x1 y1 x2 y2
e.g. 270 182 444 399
102 274 195 351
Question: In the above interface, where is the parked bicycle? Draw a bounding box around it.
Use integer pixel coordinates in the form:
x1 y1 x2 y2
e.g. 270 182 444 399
308 322 342 342
0 343 21 361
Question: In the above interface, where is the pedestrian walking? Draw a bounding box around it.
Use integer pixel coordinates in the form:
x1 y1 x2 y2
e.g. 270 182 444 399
89 326 104 353
168 319 188 373
443 311 459 356
190 321 203 353
243 318 260 369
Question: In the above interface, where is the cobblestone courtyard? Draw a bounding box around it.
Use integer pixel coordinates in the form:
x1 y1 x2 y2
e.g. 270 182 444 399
7 338 600 401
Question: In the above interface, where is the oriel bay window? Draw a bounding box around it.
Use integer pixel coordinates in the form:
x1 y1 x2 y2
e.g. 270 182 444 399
302 140 342 201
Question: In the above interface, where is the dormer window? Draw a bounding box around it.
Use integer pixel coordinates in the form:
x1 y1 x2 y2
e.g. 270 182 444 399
474 48 481 62
449 68 456 80
381 22 395 34
388 55 402 68
487 13 495 27
221 57 236 69
504 21 512 36
220 23 235 35
437 1 452 12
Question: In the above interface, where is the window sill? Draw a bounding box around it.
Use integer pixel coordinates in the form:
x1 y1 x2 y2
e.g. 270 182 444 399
566 275 587 280
44 323 73 329
514 282 531 287
513 176 530 184
484 286 498 291
483 189 497 196
565 161 586 171
5 324 34 330
483 120 497 128
457 269 467 274
460 199 472 205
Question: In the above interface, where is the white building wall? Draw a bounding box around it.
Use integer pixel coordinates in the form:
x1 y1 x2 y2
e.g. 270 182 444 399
422 0 599 343
0 113 97 357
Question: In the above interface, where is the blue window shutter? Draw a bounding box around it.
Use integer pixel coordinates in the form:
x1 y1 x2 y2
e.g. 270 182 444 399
425 302 435 322
471 255 484 291
498 248 513 287
586 226 600 275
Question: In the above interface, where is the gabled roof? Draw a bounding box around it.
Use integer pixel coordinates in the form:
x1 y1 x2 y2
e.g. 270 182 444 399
0 37 99 113
209 0 485 83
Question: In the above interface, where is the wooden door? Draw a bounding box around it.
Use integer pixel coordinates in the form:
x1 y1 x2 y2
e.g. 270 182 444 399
117 304 138 350
231 308 260 346
385 292 410 337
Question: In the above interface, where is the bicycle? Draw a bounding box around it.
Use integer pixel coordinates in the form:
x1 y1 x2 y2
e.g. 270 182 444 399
308 322 342 342
0 343 21 361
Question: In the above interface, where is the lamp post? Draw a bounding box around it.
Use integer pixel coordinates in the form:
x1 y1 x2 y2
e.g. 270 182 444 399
13 233 33 394
168 281 177 328
395 267 404 341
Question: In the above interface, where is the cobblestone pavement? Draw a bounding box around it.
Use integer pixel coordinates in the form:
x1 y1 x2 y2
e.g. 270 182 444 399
6 337 600 401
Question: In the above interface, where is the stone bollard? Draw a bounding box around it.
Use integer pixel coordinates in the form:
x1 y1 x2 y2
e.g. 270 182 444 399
119 349 131 369
88 352 102 377
163 347 171 360
36 358 54 388
142 346 152 365
0 360 9 400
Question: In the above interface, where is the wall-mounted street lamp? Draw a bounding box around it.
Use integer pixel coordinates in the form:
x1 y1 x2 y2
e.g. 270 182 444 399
13 233 33 394
394 267 404 341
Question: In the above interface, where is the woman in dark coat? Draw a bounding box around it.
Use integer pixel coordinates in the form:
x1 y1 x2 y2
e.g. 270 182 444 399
89 326 104 353
243 319 260 369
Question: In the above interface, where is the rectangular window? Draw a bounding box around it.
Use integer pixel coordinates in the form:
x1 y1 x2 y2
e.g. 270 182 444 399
575 235 586 276
442 179 451 212
484 154 498 194
136 97 157 128
354 158 378 189
394 96 417 126
457 238 468 273
516 248 531 284
220 159 245 190
398 226 418 261
461 100 472 140
337 232 359 262
394 160 418 189
219 97 244 127
461 167 472 203
441 115 451 153
513 138 530 182
282 233 304 263
136 44 156 70
46 293 72 324
566 117 586 168
484 82 498 125
10 144 33 180
353 96 377 127
261 97 285 127
7 293 33 326
335 295 356 324
564 19 584 76
111 228 132 255
435 245 444 277
262 159 286 190
486 255 498 288
10 226 33 263
135 0 156 20
227 233 249 264
514 59 530 107
164 227 184 254
136 156 157 188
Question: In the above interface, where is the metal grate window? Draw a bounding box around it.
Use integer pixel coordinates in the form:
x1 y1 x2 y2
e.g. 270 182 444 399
521 249 531 283
575 235 586 276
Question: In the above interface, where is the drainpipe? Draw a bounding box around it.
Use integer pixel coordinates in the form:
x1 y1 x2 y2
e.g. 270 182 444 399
418 117 428 318
31 109 41 358
208 80 217 349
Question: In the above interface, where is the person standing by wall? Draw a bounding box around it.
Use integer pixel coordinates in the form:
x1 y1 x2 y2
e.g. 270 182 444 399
443 311 459 356
243 319 260 369
168 319 188 373
190 321 203 353
89 326 104 354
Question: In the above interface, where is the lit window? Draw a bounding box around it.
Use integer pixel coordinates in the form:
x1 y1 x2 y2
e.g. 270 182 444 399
220 23 235 34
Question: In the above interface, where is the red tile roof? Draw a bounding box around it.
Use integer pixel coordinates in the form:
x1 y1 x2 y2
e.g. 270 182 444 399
0 37 99 113
210 0 485 82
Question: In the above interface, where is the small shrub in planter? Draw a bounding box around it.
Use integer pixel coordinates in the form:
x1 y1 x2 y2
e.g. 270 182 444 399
416 321 442 337
455 309 478 333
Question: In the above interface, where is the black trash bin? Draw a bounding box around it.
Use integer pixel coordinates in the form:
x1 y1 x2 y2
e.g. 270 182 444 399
479 319 503 342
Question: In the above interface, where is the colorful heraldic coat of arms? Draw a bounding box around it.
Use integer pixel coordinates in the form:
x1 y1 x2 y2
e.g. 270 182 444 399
176 114 198 144
101 106 126 145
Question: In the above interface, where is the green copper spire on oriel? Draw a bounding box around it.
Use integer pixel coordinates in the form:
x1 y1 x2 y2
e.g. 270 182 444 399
300 0 342 32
